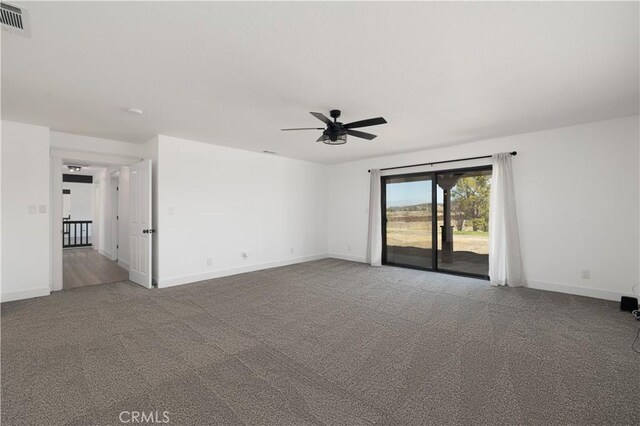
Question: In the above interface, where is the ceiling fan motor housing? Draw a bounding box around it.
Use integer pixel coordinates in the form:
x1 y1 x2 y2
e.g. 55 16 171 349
323 125 347 143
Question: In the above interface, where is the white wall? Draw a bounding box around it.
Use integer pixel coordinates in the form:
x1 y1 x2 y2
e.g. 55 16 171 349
62 181 93 221
328 116 640 300
110 175 119 260
93 169 107 254
91 181 101 251
1 121 51 302
118 166 131 270
92 167 121 259
153 135 328 287
1 122 2 299
51 131 143 159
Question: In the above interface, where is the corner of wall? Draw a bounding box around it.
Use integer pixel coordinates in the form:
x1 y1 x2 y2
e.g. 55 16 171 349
142 135 160 282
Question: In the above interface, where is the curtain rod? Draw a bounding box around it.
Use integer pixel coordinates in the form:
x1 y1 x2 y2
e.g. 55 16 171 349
367 151 517 173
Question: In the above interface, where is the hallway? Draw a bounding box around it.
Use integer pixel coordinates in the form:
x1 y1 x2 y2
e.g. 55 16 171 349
63 248 129 289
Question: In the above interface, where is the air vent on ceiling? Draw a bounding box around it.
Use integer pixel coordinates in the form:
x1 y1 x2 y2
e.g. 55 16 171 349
1 2 30 36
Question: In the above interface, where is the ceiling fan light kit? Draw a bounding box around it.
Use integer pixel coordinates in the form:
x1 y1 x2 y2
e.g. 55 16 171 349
282 109 387 145
319 133 347 145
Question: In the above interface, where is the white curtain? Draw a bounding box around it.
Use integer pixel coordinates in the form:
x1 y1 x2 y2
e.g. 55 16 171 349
366 169 382 266
489 153 523 286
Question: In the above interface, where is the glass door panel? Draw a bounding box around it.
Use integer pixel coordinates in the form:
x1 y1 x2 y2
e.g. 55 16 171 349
383 175 433 269
436 169 491 277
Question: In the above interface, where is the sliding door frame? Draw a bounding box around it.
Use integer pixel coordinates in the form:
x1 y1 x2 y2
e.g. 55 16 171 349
381 171 437 270
381 165 492 280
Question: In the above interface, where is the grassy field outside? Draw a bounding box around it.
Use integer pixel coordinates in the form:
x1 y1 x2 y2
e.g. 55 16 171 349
386 208 489 254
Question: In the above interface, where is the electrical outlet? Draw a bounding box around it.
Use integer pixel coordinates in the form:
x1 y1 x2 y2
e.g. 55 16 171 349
581 270 591 279
347 245 352 252
168 207 175 215
290 247 295 254
38 204 47 213
206 257 212 266
241 252 248 259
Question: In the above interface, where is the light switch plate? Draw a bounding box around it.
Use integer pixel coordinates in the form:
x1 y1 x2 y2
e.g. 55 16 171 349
28 205 37 215
39 204 47 213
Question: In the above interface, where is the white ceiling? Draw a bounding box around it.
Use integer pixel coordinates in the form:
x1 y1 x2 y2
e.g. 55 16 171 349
2 2 638 164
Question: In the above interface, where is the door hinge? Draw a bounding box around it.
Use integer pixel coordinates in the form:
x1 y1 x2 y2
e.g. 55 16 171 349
117 244 119 249
116 215 119 220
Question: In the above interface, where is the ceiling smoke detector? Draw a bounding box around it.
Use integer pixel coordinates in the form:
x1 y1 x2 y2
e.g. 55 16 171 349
126 107 144 115
1 2 30 37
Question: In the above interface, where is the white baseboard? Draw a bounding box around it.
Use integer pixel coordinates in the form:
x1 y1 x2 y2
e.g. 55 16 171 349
524 280 628 301
328 253 367 263
99 249 113 259
118 259 130 271
328 255 626 302
1 286 51 303
158 254 330 288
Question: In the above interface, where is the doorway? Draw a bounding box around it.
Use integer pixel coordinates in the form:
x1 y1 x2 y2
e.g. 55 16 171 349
51 154 154 292
61 164 128 289
382 166 492 278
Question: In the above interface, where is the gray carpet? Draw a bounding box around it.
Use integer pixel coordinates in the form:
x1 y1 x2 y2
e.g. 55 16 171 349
2 259 639 425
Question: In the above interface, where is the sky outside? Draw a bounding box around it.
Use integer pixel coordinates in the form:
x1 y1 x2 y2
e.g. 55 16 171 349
386 181 444 206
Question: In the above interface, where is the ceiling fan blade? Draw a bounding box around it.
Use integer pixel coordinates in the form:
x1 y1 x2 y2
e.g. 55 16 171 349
281 127 324 131
344 117 387 129
346 129 377 140
310 112 334 126
316 135 325 142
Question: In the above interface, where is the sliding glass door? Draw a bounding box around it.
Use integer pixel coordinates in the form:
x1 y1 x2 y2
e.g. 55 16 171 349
436 169 491 276
382 166 491 278
382 174 434 269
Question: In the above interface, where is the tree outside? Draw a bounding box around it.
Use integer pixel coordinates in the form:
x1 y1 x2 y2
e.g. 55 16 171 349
451 176 490 232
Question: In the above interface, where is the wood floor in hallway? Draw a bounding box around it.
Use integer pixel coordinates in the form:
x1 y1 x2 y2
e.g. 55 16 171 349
63 248 129 289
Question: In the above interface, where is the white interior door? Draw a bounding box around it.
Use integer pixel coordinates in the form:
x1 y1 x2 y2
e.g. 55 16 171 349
129 159 153 288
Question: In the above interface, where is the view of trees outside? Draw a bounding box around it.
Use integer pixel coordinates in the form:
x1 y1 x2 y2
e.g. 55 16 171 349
450 175 490 255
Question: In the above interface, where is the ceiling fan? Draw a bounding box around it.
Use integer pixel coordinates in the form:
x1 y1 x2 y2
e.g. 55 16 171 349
281 110 387 145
